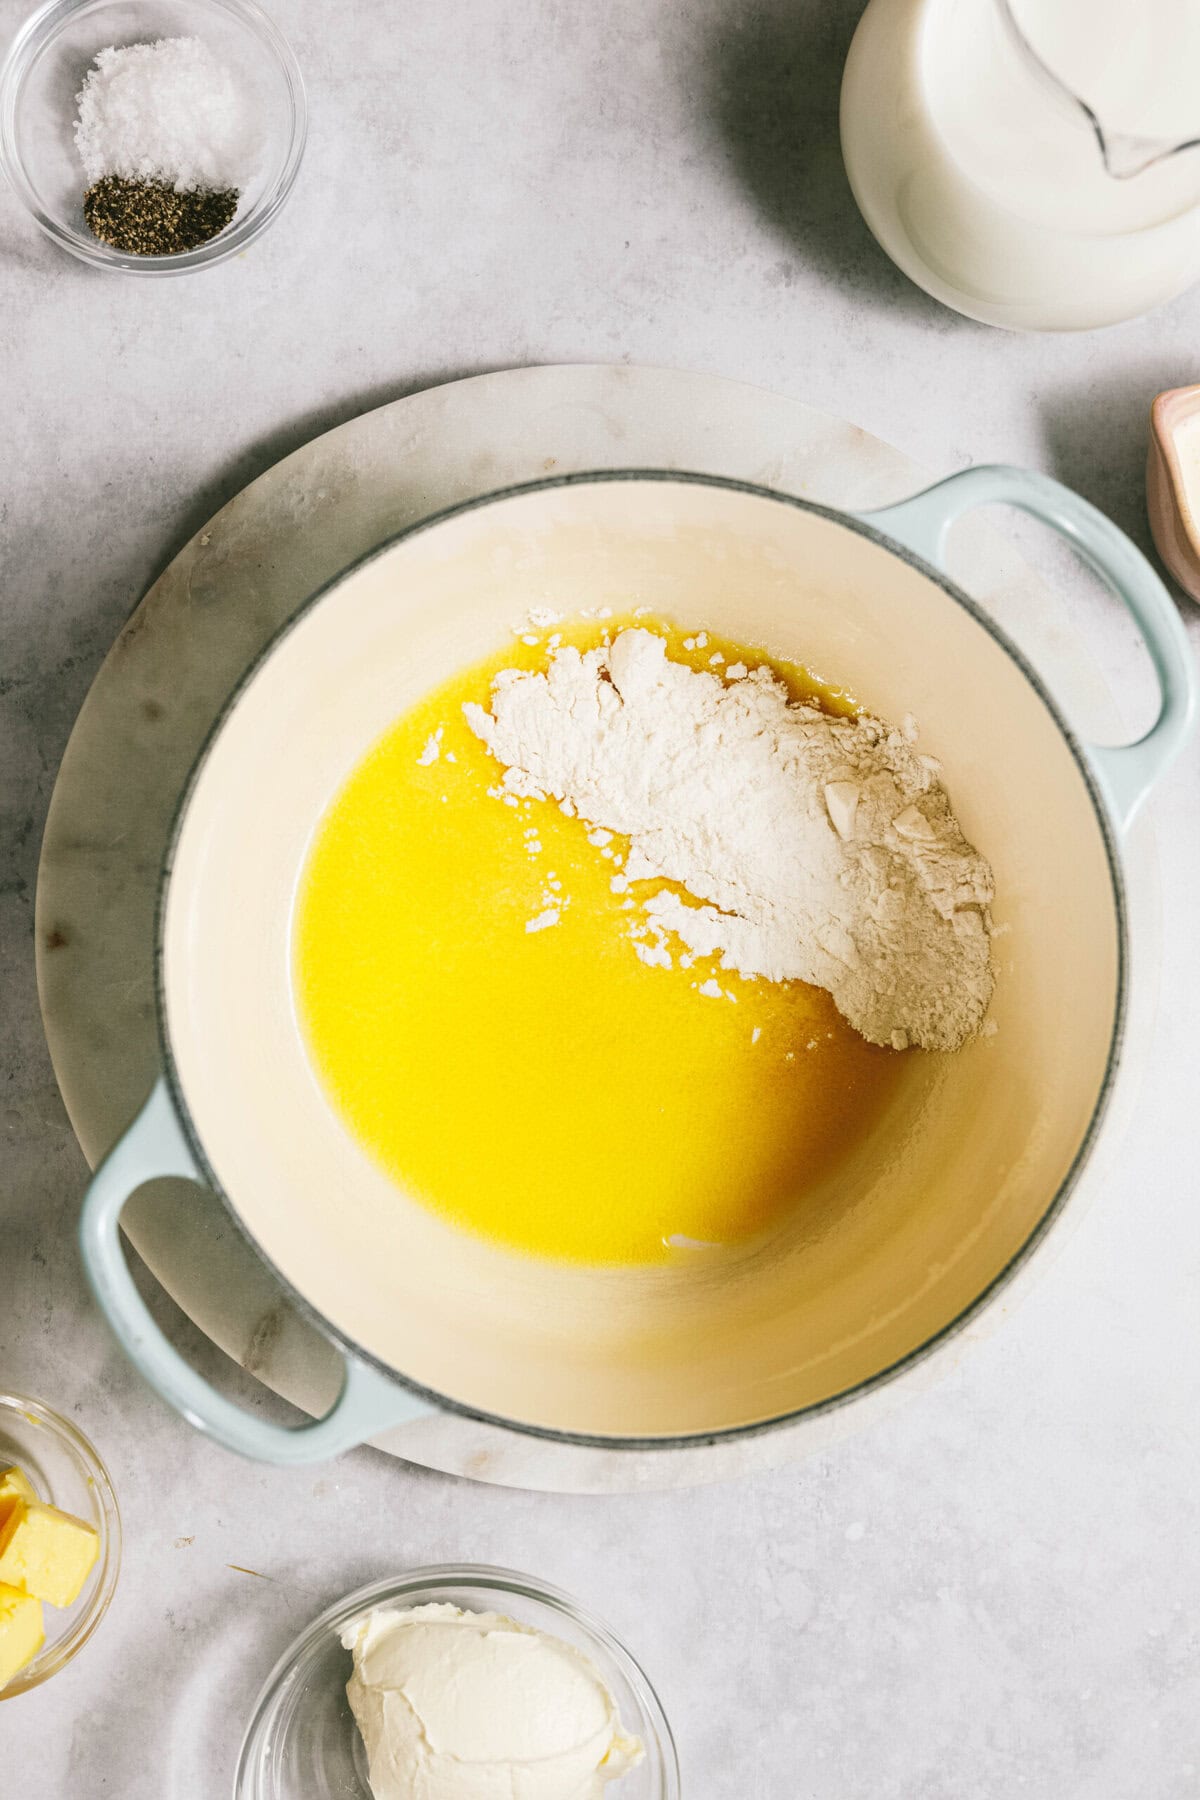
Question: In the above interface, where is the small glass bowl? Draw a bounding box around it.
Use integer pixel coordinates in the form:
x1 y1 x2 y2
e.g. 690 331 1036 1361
235 1564 681 1800
0 1393 121 1698
0 0 306 274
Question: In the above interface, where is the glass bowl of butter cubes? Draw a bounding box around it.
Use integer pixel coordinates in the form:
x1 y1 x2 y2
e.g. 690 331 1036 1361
0 1393 120 1698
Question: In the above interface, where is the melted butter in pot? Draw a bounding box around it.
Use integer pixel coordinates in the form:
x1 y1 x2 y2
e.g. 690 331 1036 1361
294 618 903 1267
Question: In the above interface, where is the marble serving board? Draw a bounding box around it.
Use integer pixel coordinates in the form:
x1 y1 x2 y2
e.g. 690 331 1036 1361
34 363 1159 1492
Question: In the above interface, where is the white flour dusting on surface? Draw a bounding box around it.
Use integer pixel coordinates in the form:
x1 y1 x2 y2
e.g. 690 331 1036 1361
464 629 994 1051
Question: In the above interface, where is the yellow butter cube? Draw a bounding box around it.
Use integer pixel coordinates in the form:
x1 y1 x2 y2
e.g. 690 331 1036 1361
0 1500 99 1609
0 1583 44 1688
0 1466 38 1515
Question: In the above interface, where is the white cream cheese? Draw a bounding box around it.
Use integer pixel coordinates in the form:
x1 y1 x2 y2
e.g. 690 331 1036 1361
342 1602 644 1799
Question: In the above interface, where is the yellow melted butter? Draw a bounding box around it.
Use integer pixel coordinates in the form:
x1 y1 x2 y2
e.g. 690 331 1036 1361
294 617 902 1266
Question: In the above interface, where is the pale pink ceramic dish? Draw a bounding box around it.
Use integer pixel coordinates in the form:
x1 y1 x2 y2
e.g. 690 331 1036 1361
1148 385 1200 603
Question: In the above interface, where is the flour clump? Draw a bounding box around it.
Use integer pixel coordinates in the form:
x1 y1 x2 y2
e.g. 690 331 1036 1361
464 629 994 1051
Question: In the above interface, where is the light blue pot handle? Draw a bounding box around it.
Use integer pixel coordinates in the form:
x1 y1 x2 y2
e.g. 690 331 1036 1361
855 464 1197 833
79 1078 433 1464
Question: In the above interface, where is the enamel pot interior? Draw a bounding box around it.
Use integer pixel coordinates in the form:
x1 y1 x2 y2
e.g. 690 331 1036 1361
160 475 1122 1441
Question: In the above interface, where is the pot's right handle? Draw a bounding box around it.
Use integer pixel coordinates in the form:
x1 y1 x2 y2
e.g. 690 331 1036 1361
855 464 1197 833
79 1078 433 1465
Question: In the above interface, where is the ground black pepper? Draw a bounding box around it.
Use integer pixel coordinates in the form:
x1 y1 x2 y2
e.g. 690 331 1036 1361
82 176 238 255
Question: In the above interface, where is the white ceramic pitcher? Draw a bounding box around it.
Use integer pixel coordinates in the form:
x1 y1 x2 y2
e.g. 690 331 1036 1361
841 0 1200 330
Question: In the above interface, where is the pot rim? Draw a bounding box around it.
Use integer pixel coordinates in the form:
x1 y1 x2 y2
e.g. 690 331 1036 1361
154 467 1128 1451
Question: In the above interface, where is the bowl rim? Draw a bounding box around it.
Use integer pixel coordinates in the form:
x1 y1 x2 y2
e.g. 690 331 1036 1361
0 1391 122 1698
232 1561 681 1800
0 0 307 276
153 467 1129 1451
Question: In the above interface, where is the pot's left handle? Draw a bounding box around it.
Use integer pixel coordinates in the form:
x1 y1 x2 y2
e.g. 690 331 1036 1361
854 464 1197 833
79 1079 432 1465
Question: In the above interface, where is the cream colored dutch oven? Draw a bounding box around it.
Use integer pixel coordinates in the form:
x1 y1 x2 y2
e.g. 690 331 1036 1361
79 468 1196 1463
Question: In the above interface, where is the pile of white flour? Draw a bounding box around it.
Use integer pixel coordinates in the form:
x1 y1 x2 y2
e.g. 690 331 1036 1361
464 629 994 1051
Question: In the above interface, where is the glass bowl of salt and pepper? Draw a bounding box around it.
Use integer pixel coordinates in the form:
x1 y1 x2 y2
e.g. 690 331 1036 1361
0 0 305 273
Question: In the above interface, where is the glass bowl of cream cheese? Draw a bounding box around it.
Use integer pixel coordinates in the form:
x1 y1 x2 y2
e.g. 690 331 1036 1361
234 1563 680 1800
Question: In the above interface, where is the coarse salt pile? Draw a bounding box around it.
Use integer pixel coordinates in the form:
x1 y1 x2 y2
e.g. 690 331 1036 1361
74 38 259 192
